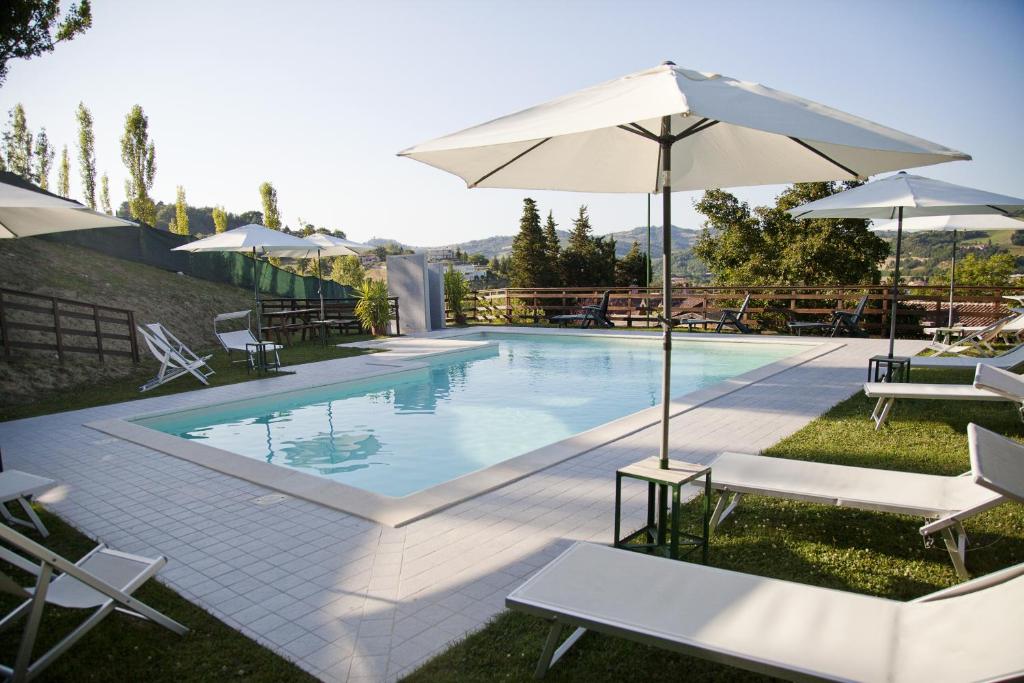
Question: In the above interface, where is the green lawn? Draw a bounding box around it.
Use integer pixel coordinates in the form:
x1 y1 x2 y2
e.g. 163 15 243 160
0 336 378 422
404 366 1024 682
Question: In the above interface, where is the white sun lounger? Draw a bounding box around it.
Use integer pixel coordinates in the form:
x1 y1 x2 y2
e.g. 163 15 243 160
213 310 282 370
137 324 215 392
508 541 1024 681
0 471 55 538
0 524 187 681
925 315 1014 357
863 364 1024 429
914 339 1024 370
707 422 1024 580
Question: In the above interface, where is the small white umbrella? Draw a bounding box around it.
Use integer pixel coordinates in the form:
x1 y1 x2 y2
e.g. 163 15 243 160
400 62 969 476
273 233 374 319
172 224 319 338
790 173 1024 356
0 171 136 237
871 214 1024 326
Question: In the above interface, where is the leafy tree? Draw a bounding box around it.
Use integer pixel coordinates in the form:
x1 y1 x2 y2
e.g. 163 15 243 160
616 241 648 286
169 185 189 235
329 255 365 288
541 210 562 286
693 182 889 286
212 205 228 233
0 0 92 85
56 144 69 196
98 171 111 214
509 198 546 287
120 104 156 225
444 266 471 323
468 252 488 266
932 252 1016 288
76 101 96 208
259 181 281 229
1010 231 1024 247
3 104 32 179
32 127 53 189
372 242 409 260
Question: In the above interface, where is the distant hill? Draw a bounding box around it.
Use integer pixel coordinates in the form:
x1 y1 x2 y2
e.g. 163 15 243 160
368 225 700 260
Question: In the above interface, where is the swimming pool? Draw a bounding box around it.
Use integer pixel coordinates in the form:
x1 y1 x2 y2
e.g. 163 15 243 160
135 332 807 499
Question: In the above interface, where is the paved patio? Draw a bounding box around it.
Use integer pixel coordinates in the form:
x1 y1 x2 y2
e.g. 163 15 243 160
0 331 925 681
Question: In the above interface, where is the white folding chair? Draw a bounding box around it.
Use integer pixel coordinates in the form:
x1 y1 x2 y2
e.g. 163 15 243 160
213 310 282 370
0 471 56 537
137 325 215 392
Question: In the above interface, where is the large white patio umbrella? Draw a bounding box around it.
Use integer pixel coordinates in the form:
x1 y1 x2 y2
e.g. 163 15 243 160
399 62 969 476
172 224 319 338
790 173 1024 357
871 214 1024 326
273 233 374 320
0 171 136 237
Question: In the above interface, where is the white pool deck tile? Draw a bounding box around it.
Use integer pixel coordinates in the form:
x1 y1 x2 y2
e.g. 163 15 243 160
0 330 927 682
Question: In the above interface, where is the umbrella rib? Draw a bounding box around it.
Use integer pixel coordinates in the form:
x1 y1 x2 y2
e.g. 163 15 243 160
788 137 861 179
469 137 552 188
986 205 1011 216
617 123 660 143
670 118 717 143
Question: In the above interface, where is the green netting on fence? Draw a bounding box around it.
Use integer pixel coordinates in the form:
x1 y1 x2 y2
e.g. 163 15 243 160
42 226 355 299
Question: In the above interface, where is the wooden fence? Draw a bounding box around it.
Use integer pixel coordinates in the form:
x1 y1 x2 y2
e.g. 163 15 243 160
447 285 1024 337
0 287 139 363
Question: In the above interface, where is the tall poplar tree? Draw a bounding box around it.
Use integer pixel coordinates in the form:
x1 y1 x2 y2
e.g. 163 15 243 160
32 128 54 189
3 104 33 179
57 145 70 196
541 210 562 287
169 185 189 235
259 181 281 228
509 198 546 287
76 102 97 208
99 172 112 214
120 105 156 225
212 205 228 233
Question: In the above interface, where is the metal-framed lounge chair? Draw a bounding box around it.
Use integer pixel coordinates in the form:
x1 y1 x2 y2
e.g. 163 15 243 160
0 524 187 681
668 293 754 334
787 295 869 337
0 471 55 538
550 291 614 329
706 421 1024 580
213 310 283 370
864 363 1024 429
926 315 1015 357
136 324 215 392
926 312 1024 347
508 541 1024 681
913 340 1024 370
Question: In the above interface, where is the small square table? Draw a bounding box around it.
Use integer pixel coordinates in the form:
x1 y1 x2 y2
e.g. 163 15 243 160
868 354 911 383
245 342 277 374
614 457 711 563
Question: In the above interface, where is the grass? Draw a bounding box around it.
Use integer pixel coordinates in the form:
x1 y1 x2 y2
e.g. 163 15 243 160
1 336 379 422
0 507 317 682
403 365 1024 682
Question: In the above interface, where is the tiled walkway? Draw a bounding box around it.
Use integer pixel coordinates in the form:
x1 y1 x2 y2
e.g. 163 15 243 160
0 332 925 681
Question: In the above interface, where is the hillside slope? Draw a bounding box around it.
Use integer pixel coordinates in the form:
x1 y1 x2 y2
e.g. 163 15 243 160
0 238 256 403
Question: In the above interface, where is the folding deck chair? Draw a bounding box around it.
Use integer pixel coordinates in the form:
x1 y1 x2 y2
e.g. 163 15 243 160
0 524 187 681
214 310 283 370
508 541 1024 680
549 291 614 329
136 324 215 392
787 295 868 337
913 339 1024 370
926 312 1024 347
864 363 1024 429
705 422 1024 580
926 315 1015 357
0 471 55 538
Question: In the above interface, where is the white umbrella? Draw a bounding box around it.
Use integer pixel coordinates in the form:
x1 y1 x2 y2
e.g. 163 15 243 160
399 61 968 478
871 214 1024 326
790 173 1024 356
0 171 136 237
272 233 374 320
172 224 318 338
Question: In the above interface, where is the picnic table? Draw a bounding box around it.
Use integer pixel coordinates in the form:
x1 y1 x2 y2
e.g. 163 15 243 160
260 308 321 345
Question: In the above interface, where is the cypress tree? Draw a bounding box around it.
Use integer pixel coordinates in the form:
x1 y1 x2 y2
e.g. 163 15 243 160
542 210 562 286
560 205 597 286
509 198 546 287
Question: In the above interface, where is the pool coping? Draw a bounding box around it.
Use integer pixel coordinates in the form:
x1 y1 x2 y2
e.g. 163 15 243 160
87 329 842 527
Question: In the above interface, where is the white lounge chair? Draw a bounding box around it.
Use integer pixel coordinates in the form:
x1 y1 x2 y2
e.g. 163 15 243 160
0 471 55 538
213 310 282 370
925 315 1014 357
707 421 1024 580
508 541 1024 681
864 364 1024 429
0 524 187 681
927 312 1024 346
137 324 215 392
913 339 1024 370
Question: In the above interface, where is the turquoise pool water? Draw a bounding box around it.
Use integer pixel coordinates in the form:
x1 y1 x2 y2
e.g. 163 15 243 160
136 333 805 497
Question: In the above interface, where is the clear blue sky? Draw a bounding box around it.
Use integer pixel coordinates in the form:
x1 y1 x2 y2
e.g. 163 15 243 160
3 0 1022 246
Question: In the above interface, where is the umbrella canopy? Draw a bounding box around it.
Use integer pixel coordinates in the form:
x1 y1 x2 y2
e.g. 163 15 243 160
170 223 315 253
271 233 373 259
870 213 1024 326
789 174 1024 356
0 171 136 238
400 61 969 481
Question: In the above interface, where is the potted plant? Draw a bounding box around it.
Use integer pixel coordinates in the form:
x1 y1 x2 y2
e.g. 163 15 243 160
355 278 391 336
444 266 470 325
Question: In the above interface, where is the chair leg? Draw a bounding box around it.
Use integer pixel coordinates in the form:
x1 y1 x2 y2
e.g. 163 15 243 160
709 492 743 532
534 621 564 679
16 498 48 538
12 563 52 682
872 397 895 430
941 525 969 581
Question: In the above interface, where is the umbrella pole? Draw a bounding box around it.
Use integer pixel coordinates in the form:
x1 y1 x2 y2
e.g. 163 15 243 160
317 249 326 321
948 230 957 327
646 193 652 329
658 122 672 471
253 247 262 342
887 207 904 358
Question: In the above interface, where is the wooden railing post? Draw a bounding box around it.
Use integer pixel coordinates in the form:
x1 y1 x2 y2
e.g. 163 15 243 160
93 307 105 363
51 297 64 363
0 291 9 361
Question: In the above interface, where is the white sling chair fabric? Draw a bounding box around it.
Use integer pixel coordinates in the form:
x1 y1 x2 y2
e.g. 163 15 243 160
508 541 1024 681
0 471 55 538
213 310 282 369
0 524 187 681
137 325 215 392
